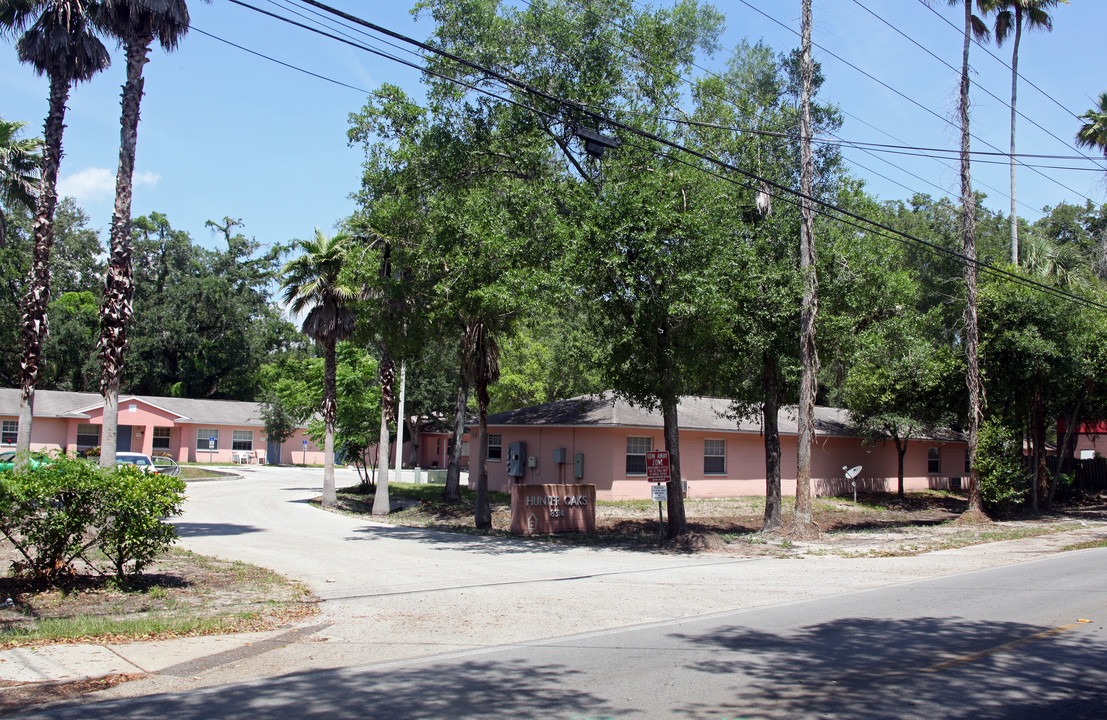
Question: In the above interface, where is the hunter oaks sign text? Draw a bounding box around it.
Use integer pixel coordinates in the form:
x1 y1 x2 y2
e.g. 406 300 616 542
511 484 597 534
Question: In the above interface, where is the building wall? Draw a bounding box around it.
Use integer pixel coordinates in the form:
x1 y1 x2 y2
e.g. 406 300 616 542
4 401 323 465
481 425 970 501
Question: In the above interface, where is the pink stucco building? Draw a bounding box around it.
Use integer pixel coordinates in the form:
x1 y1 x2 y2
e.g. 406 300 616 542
478 393 969 501
0 389 322 465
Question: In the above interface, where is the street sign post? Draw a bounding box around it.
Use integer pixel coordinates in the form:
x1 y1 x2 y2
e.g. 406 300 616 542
302 439 308 466
646 450 670 541
208 437 214 464
646 450 670 481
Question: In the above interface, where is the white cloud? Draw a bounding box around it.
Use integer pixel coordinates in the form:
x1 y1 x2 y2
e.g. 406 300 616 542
133 170 161 188
57 167 161 203
57 167 114 203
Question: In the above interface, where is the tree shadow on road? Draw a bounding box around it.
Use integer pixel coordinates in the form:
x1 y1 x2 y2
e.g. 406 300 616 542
25 658 625 720
173 523 264 538
667 615 1107 720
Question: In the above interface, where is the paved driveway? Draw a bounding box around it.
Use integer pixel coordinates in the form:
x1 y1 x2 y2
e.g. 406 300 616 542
165 465 1105 685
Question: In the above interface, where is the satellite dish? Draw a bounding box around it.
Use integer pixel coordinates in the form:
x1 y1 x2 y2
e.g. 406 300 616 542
844 465 862 479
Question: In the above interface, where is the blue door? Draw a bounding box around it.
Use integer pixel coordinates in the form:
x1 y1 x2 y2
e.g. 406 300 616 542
116 425 132 452
267 440 280 465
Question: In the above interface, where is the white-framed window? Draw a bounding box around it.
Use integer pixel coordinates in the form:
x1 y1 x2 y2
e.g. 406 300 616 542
76 423 100 449
1 420 16 445
152 426 172 451
197 428 219 450
626 436 652 475
928 447 941 475
487 433 502 461
232 430 253 451
704 439 726 475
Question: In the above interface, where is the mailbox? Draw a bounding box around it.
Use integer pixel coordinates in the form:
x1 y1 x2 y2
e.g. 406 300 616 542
507 441 527 477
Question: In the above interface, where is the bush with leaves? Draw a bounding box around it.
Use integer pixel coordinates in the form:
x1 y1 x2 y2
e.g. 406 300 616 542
0 458 186 584
975 418 1028 514
0 455 104 582
90 465 185 581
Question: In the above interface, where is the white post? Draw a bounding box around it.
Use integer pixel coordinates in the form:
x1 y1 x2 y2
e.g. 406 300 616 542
394 362 406 483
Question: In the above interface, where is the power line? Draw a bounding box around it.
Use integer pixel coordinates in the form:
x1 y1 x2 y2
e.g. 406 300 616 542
274 0 1107 314
913 0 1107 172
731 0 1096 208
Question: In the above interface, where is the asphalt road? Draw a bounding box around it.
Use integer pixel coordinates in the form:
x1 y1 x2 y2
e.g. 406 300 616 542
20 548 1107 719
17 465 1106 718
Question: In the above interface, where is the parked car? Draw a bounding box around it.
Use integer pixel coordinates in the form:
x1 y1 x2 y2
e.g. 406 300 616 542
0 450 51 472
114 451 178 475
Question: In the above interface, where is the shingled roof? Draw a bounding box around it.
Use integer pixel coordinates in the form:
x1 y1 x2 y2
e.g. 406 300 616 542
486 391 964 441
0 388 277 427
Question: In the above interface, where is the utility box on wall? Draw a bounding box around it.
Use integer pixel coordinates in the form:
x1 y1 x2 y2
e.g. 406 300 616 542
574 453 584 479
507 441 527 477
552 448 567 464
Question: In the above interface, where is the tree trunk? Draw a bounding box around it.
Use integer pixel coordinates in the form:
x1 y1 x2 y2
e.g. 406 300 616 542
959 0 988 521
1051 398 1083 505
662 395 688 539
442 372 469 503
893 434 907 498
320 339 337 507
761 353 782 533
372 351 394 516
98 38 150 468
16 73 71 459
474 384 492 530
1031 388 1048 511
1009 13 1022 266
792 0 819 539
394 361 406 479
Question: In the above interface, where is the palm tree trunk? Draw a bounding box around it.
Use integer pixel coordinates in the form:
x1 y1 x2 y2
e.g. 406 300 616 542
99 38 150 468
960 1 987 519
372 350 394 516
792 0 819 539
442 371 469 503
474 386 491 530
761 352 782 533
321 339 338 507
1008 14 1022 265
17 73 71 458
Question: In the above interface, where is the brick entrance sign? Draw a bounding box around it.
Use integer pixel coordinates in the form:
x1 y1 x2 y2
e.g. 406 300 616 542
510 484 596 534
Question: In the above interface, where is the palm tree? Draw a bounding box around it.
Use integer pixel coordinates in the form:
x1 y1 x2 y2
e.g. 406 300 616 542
946 0 991 519
986 0 1066 266
281 229 358 507
1 0 110 457
1076 92 1107 156
464 320 500 530
0 117 42 249
93 0 201 468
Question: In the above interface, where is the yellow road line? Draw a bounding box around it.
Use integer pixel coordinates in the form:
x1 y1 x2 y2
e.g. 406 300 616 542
922 623 1080 673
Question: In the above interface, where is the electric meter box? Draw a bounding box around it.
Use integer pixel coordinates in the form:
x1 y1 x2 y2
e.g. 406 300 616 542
507 441 527 477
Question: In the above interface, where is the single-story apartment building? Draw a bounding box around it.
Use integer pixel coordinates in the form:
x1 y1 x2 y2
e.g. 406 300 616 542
0 388 322 465
478 392 969 501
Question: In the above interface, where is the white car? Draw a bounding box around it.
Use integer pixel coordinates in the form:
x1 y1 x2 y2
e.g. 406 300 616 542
115 452 180 476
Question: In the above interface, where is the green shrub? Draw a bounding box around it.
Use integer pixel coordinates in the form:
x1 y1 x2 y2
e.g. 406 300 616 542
975 419 1028 513
0 458 186 584
91 465 186 581
0 456 104 581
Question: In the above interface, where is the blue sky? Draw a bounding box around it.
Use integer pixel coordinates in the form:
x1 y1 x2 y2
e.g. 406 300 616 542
1 0 1104 254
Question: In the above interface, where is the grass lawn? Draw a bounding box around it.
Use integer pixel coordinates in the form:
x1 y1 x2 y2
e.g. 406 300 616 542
331 482 1107 556
0 547 316 648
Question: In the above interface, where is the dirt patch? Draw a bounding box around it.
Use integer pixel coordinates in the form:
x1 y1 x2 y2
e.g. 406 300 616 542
337 487 1107 557
0 546 318 649
0 673 141 716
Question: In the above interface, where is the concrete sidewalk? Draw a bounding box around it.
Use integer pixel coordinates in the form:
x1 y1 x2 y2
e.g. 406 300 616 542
0 625 330 687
